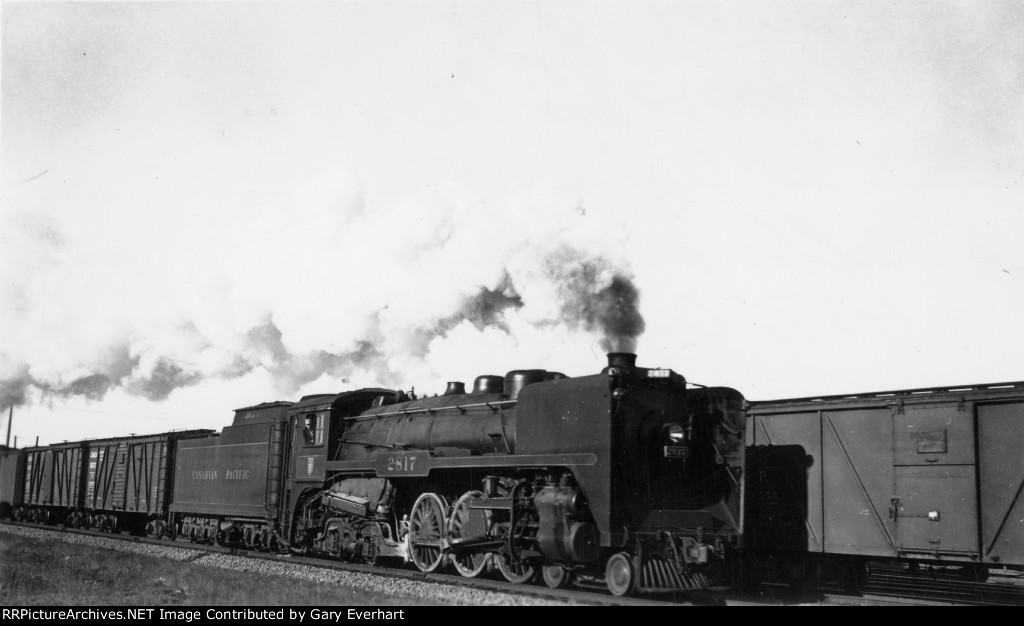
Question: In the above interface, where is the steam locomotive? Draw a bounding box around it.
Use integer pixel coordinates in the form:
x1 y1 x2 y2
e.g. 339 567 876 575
170 352 745 595
1 352 1022 596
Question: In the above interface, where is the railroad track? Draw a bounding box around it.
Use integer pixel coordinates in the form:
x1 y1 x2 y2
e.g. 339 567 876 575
752 564 1024 606
4 522 1020 606
855 565 1024 606
0 522 677 607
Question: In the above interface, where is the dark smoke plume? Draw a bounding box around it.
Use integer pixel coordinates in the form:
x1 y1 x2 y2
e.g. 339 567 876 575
459 274 523 331
397 274 525 357
542 246 646 353
55 344 140 400
0 366 33 410
244 320 399 390
581 274 646 353
61 373 118 401
434 273 523 335
0 344 146 408
127 359 203 401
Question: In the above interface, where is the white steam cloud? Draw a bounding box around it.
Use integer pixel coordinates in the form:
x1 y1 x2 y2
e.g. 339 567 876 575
0 166 644 409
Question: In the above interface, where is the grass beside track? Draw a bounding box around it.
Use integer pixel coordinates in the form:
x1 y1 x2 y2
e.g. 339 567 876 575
0 532 440 606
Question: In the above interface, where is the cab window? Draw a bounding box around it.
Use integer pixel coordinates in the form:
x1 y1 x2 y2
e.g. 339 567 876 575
302 412 324 446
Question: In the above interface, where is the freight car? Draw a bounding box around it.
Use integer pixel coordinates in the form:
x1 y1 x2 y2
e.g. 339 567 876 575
745 381 1024 588
8 430 213 532
18 440 86 525
0 446 23 519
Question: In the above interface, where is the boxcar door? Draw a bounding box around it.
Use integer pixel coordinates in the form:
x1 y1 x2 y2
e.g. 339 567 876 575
976 402 1024 566
892 403 979 556
112 443 129 510
125 439 161 513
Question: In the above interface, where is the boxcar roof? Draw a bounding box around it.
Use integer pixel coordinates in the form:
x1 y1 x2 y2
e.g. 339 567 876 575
750 380 1024 412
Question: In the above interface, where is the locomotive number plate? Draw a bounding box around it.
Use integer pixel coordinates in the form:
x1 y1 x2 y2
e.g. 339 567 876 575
663 445 689 459
375 451 431 477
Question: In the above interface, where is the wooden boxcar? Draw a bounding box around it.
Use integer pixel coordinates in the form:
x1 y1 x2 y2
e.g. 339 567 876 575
13 430 213 531
82 430 214 532
0 446 25 518
20 441 87 524
745 380 1024 582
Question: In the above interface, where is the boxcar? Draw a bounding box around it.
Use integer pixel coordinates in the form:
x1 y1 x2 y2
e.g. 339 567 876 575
745 380 1024 582
11 430 213 530
20 441 87 524
81 430 214 532
0 446 25 518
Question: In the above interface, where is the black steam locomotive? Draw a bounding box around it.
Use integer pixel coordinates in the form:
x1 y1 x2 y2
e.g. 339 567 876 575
2 352 1022 596
170 352 745 595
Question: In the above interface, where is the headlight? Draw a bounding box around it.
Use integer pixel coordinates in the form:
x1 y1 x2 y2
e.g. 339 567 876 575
666 423 686 443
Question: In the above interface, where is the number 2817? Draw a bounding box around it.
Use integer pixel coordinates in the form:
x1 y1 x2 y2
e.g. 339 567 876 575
386 455 418 472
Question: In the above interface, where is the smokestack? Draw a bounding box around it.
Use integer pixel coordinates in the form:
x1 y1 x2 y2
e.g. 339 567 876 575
5 406 10 447
443 381 466 396
607 352 637 371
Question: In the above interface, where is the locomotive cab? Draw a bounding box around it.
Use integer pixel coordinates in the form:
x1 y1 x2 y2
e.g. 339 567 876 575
281 388 407 559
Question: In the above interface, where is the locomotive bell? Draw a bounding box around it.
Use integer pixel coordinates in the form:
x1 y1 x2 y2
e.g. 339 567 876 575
443 381 466 396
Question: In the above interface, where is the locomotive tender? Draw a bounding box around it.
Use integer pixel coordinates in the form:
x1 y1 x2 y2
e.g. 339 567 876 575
1 352 1021 596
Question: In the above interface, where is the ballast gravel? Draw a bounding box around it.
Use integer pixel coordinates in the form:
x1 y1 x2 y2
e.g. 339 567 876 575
0 524 593 606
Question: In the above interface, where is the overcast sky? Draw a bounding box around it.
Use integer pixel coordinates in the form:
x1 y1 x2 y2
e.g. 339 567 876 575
2 1 1022 445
